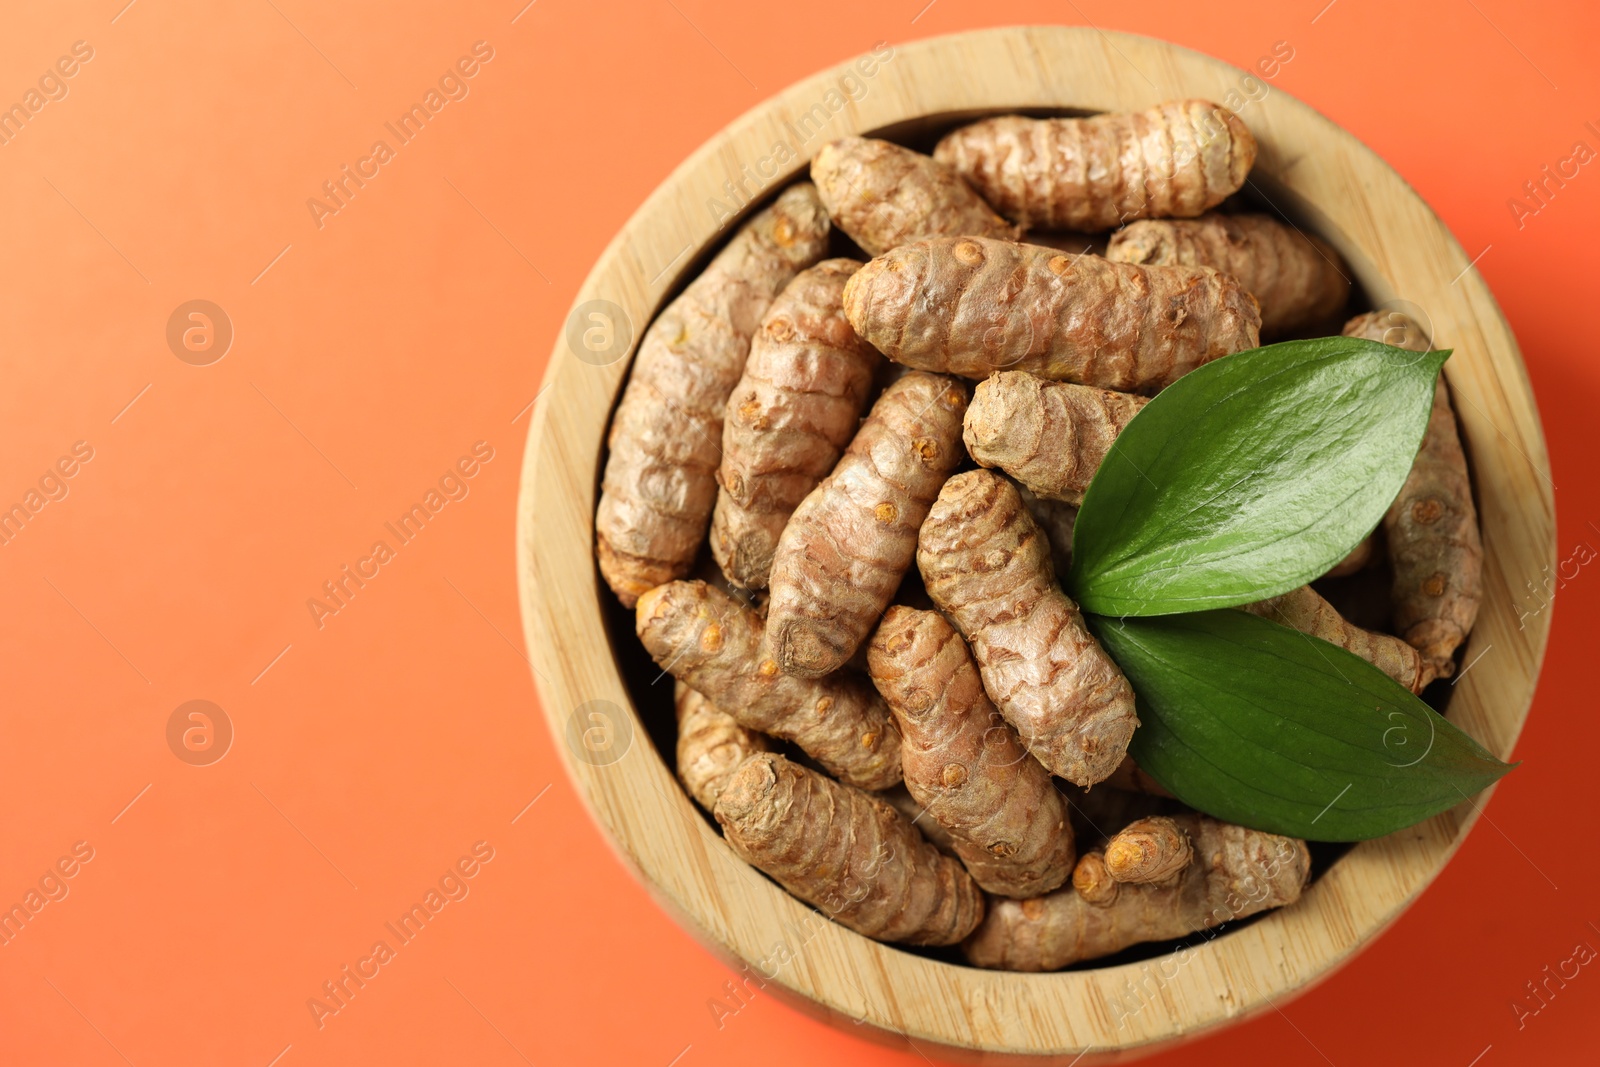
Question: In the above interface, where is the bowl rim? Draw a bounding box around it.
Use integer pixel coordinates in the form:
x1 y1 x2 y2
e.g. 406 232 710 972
517 25 1555 1060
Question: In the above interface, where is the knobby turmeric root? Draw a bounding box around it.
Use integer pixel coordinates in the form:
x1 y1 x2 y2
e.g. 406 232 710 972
1107 213 1350 336
879 784 959 856
637 580 901 789
674 682 772 812
933 102 1257 232
1345 307 1430 352
842 237 1261 392
965 371 1148 504
1245 584 1431 692
715 753 984 945
964 814 1310 971
1344 311 1483 677
712 259 880 589
811 136 1018 256
1103 815 1193 886
1071 852 1119 905
918 470 1139 786
766 372 970 678
868 607 1076 898
597 183 831 606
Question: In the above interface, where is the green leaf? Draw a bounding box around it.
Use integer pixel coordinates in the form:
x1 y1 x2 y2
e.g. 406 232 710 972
1069 338 1448 616
1087 609 1514 841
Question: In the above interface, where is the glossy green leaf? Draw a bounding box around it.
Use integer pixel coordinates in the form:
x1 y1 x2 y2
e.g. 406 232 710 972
1069 338 1448 616
1087 609 1514 841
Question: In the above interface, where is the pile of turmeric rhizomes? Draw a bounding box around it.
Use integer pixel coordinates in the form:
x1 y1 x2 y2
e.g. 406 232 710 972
593 101 1481 969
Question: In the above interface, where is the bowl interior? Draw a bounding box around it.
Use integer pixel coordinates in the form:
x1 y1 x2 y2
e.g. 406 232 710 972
593 104 1467 978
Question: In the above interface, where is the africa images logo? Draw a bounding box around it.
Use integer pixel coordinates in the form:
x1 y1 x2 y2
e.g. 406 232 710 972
306 442 495 629
306 42 495 230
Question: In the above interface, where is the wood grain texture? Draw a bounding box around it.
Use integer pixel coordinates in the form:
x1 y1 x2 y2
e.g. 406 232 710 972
517 27 1554 1061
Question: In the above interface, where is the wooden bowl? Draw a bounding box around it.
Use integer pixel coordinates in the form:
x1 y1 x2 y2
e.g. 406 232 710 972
518 26 1554 1061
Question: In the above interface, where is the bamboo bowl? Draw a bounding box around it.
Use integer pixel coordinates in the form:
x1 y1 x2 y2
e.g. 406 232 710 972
518 26 1554 1062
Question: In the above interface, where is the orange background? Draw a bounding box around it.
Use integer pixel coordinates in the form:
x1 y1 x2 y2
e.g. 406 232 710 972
0 1 1595 1064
